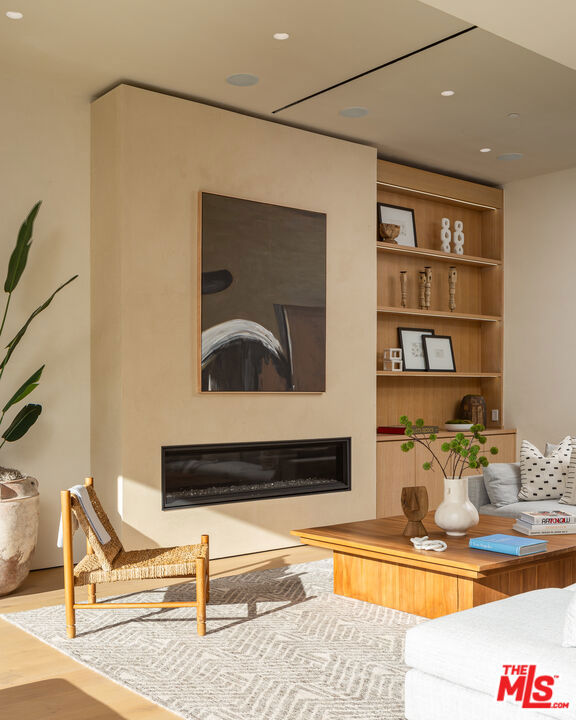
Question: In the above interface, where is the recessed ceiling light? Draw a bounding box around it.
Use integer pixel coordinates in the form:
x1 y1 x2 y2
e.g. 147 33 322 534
441 90 455 97
273 33 290 40
339 106 369 118
507 112 520 118
6 11 23 19
226 73 259 87
497 152 523 161
480 148 492 153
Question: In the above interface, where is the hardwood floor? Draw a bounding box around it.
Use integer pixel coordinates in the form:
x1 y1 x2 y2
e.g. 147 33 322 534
0 545 330 720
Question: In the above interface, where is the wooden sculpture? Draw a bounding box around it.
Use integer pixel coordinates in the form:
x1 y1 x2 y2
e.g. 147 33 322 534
379 223 401 244
400 271 408 308
449 266 457 312
418 271 426 310
424 266 432 310
459 394 487 426
401 485 429 537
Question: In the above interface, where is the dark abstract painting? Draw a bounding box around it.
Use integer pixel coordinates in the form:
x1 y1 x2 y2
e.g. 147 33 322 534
200 193 326 392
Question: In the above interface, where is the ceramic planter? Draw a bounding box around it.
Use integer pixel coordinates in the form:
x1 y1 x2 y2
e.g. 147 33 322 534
0 468 39 595
434 476 479 537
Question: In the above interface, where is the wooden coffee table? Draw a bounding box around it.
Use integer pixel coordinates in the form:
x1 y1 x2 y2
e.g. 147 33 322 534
291 512 576 618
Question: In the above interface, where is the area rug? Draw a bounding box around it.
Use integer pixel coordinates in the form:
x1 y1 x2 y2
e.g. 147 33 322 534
1 558 424 719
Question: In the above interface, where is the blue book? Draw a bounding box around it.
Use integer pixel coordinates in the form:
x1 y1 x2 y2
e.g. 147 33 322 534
469 533 547 556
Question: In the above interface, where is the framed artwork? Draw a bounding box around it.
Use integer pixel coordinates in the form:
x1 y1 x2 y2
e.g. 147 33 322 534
423 335 456 372
377 203 417 247
199 193 327 392
397 328 435 371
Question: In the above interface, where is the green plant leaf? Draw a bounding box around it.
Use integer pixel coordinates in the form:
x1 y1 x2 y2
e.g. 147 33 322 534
1 403 42 442
0 275 77 371
4 202 41 293
490 446 499 455
429 433 437 441
422 462 432 471
2 365 44 413
441 442 450 452
415 418 424 427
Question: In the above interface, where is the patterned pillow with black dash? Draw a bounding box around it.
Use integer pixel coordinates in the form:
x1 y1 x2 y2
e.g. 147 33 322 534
518 436 571 501
560 438 576 505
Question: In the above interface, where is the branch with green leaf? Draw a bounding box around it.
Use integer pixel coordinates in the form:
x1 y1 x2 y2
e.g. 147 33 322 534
399 415 498 479
0 202 77 450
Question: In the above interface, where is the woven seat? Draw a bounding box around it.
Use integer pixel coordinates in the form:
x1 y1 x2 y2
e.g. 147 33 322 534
74 544 208 585
60 478 209 638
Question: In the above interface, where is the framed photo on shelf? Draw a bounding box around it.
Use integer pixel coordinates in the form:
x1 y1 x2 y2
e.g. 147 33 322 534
423 335 456 372
397 328 434 371
377 203 417 247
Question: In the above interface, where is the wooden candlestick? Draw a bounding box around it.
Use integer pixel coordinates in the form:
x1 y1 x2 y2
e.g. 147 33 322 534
449 266 457 312
400 271 408 308
401 486 429 537
418 271 426 310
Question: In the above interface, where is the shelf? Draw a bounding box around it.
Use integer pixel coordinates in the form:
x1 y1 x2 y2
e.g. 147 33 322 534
376 428 515 442
377 371 502 378
376 242 501 267
377 306 501 322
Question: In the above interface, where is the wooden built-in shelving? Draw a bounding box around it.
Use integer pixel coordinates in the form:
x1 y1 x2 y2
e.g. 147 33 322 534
377 306 501 323
376 241 501 267
376 371 502 378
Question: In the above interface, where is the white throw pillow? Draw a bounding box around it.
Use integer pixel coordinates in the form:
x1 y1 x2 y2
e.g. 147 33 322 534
560 437 576 505
518 437 571 501
562 591 576 647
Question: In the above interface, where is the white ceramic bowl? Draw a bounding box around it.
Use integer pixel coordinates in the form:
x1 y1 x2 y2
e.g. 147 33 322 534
443 422 473 432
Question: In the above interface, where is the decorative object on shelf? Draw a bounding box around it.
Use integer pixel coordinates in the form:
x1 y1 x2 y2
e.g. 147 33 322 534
200 193 326 392
401 485 428 537
444 420 474 432
399 416 498 536
440 217 451 253
418 271 426 310
400 270 408 308
377 203 417 247
424 266 432 310
459 394 487 426
410 536 447 552
448 266 457 312
453 220 465 255
423 334 456 372
397 328 434 371
382 348 403 372
0 202 77 596
379 223 401 244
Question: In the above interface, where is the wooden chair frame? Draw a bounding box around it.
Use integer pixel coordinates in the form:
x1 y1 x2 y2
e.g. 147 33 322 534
60 477 208 638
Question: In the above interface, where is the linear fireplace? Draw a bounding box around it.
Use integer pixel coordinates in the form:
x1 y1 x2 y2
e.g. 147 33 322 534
162 437 351 510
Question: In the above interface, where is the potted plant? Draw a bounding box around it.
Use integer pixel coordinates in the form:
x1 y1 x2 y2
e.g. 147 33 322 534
399 416 498 536
0 203 76 595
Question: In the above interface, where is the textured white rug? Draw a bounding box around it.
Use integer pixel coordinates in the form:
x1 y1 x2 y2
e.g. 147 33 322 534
2 559 424 720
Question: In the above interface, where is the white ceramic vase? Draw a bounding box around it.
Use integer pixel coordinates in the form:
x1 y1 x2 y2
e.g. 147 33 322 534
434 476 479 537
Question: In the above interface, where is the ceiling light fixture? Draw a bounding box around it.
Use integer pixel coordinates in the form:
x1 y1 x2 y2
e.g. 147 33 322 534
441 90 455 97
497 152 523 161
339 106 369 118
6 10 23 19
480 148 492 153
507 112 520 118
273 32 290 40
226 73 259 87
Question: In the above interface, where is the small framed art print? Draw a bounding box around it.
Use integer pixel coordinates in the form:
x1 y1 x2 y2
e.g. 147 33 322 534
377 203 417 247
423 335 456 372
397 328 434 371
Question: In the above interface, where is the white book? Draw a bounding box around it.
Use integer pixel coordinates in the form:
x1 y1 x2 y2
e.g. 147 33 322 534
519 510 576 525
514 520 576 535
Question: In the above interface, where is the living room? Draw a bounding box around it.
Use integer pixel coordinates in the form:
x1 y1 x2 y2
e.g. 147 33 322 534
1 1 576 719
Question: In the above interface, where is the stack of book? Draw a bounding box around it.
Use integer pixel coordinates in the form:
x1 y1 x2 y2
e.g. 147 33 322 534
513 510 576 535
469 534 547 556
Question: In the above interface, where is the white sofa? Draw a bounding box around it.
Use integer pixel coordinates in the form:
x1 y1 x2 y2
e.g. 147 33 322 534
468 474 568 519
405 586 576 720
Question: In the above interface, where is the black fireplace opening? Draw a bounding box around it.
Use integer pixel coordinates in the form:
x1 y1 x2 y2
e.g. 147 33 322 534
162 437 351 509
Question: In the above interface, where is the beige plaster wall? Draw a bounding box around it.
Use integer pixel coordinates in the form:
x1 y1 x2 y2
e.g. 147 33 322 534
92 85 377 558
0 67 90 568
504 166 576 451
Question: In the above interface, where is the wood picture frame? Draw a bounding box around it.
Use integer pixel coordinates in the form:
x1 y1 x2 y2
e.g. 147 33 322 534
377 202 417 247
423 334 456 372
397 327 435 371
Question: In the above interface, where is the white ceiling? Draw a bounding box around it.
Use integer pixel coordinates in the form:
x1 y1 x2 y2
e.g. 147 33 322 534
2 0 576 184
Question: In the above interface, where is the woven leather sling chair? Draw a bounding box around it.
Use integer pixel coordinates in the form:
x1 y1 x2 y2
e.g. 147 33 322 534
60 477 209 638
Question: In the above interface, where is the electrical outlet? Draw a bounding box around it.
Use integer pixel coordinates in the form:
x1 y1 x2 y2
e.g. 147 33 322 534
491 409 499 423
